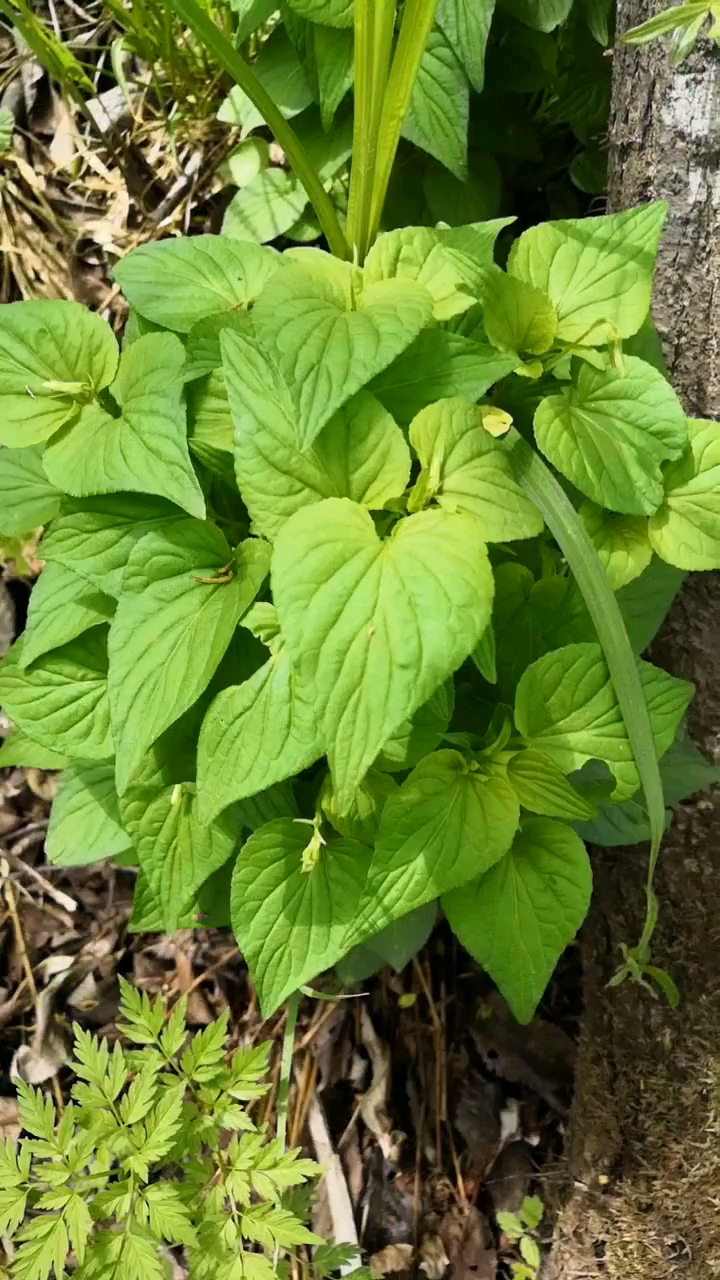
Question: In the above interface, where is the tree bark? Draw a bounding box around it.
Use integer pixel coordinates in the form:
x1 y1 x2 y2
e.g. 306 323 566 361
544 14 720 1280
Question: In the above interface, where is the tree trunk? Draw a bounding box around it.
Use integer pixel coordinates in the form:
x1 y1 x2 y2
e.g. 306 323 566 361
544 14 720 1280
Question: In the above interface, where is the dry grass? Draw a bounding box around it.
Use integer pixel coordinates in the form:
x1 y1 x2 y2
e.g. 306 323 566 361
0 6 233 312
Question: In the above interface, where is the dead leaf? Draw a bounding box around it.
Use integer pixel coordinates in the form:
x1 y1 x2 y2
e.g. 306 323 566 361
48 94 77 170
472 992 574 1112
439 1206 496 1280
359 1005 404 1162
369 1243 414 1275
0 1097 20 1141
10 976 72 1084
419 1234 449 1279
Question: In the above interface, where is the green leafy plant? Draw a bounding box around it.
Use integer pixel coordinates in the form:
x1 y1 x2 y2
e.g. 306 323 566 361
1 1 719 1026
497 1195 544 1280
0 980 324 1280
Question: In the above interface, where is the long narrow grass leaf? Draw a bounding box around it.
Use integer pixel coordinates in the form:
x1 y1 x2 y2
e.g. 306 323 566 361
161 0 349 260
506 428 665 953
368 0 438 246
347 0 395 262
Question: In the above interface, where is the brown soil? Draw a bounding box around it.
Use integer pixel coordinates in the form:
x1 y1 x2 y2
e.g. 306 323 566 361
545 574 720 1280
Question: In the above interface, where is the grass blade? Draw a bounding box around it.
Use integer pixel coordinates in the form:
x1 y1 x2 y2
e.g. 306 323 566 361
161 0 349 260
368 0 438 247
347 0 396 262
506 428 665 962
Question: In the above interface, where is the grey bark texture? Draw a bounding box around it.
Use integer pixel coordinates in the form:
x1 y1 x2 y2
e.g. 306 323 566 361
544 13 720 1280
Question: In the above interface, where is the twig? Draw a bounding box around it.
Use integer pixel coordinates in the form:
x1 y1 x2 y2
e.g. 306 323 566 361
4 850 77 914
3 870 37 1002
298 996 342 1051
288 1054 317 1148
1 863 64 1115
306 1088 359 1268
413 957 443 1164
179 945 239 1001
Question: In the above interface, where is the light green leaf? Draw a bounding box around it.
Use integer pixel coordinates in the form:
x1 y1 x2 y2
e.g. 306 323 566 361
312 25 354 128
114 235 279 332
364 227 474 322
500 0 573 30
230 819 371 1015
409 396 543 541
223 329 410 539
184 311 252 380
13 1213 69 1280
506 749 598 820
648 418 720 569
289 105 354 179
402 28 469 182
46 764 133 866
574 735 720 848
534 356 687 515
0 627 112 759
21 561 115 668
337 901 437 983
491 564 594 702
253 258 433 450
197 647 322 825
43 333 205 519
443 816 592 1022
515 641 694 800
508 203 667 344
39 495 187 597
0 725 69 769
320 768 398 845
142 1183 196 1247
622 0 709 44
345 751 520 950
0 445 62 535
579 500 652 589
0 300 118 447
120 783 237 932
425 156 502 228
375 679 455 772
108 520 269 793
616 556 685 654
658 732 720 804
217 27 313 136
472 621 496 683
285 0 353 26
188 369 234 471
223 168 308 244
439 218 516 293
370 329 518 424
232 0 275 40
482 269 557 355
437 0 495 91
272 498 492 808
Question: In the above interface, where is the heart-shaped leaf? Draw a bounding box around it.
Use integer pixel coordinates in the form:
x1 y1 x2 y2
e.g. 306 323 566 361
231 819 371 1015
223 328 410 540
272 498 493 808
253 258 433 450
443 817 592 1022
0 300 117 446
44 334 205 520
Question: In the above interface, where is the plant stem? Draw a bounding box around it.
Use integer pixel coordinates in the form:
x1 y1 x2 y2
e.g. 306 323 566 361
277 991 299 1150
346 0 396 262
160 0 349 260
367 0 438 247
506 428 666 955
